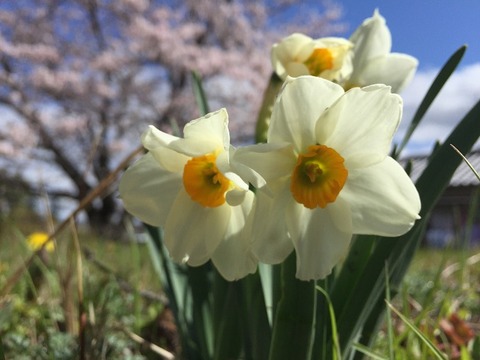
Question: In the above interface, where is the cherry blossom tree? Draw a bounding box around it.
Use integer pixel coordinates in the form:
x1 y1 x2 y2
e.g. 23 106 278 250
0 0 344 234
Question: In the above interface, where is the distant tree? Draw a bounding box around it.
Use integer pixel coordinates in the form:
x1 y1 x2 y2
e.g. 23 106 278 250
0 0 344 234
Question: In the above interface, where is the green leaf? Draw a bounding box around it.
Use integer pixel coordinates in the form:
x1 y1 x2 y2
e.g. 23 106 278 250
316 285 341 360
145 225 212 360
239 272 272 360
386 301 447 359
450 144 480 181
268 253 316 360
384 264 395 360
213 276 243 360
192 71 210 116
395 45 467 157
351 343 389 360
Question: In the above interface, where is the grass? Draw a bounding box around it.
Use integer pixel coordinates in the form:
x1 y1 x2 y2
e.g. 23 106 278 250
371 247 480 359
0 220 169 359
1 215 479 359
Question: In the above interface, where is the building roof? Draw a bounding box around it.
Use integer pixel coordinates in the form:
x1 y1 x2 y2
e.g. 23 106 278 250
401 149 480 187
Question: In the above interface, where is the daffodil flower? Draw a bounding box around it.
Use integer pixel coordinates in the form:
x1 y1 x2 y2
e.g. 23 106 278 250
271 33 353 82
234 76 421 280
343 9 418 92
119 109 257 281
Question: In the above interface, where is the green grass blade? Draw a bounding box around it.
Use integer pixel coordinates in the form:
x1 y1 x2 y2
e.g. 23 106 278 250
386 301 447 359
450 144 480 181
191 71 210 115
395 45 467 156
351 343 389 360
384 263 395 360
316 285 341 360
268 253 316 360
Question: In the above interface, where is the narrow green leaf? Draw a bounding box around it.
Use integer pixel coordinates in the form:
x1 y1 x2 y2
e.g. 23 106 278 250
311 275 333 360
384 263 395 360
268 253 316 360
351 343 389 360
386 301 447 359
186 265 215 359
395 45 467 156
213 278 243 360
316 285 341 360
191 71 210 116
239 272 272 360
144 225 201 360
450 143 480 181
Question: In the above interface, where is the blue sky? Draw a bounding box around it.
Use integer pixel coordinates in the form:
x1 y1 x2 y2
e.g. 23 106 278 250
335 1 480 156
337 1 480 70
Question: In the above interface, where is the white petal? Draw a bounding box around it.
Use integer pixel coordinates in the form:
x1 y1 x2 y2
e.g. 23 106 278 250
233 143 296 187
269 76 344 153
225 188 247 206
356 53 418 93
339 156 421 236
164 189 231 266
167 109 229 157
211 191 257 280
286 204 353 281
251 188 294 264
183 108 229 150
285 62 310 77
119 153 182 226
349 9 391 74
317 85 402 169
141 125 180 150
326 196 353 235
168 138 219 158
216 149 249 191
149 145 189 173
271 33 314 79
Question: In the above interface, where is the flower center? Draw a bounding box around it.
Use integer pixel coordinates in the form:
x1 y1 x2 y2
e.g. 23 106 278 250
183 153 231 207
303 48 334 76
290 144 348 209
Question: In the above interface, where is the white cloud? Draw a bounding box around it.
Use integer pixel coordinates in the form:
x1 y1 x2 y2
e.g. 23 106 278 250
395 63 480 156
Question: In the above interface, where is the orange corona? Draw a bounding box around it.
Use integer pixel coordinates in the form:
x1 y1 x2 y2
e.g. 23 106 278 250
183 153 231 207
303 48 334 76
290 144 347 209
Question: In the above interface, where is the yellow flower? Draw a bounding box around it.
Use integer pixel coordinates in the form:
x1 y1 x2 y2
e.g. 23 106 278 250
271 33 353 82
119 109 257 281
234 76 421 280
27 232 54 252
